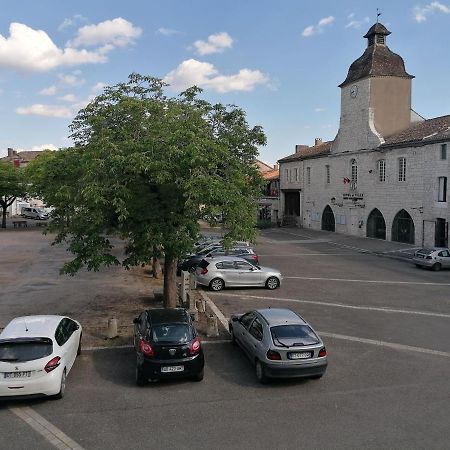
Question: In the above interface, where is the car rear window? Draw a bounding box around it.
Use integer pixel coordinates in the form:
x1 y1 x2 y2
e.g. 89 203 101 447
151 324 193 344
0 338 53 362
198 259 210 269
270 325 319 347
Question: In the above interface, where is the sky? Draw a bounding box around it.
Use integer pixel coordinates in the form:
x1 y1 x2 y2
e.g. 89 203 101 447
0 0 449 164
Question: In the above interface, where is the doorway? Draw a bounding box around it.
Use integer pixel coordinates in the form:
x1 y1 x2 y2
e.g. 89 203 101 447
321 205 335 232
392 209 415 244
366 208 386 240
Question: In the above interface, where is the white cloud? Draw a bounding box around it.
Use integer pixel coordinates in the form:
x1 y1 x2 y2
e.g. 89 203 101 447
39 85 57 96
346 16 370 29
314 108 325 112
69 18 142 48
58 94 76 102
163 58 269 93
16 104 73 118
302 16 335 37
18 144 59 152
192 32 233 55
413 1 450 22
91 82 107 92
58 72 85 86
0 23 107 72
58 14 88 32
157 27 179 36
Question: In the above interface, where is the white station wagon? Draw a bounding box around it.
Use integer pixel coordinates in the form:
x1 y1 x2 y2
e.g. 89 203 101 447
0 315 82 399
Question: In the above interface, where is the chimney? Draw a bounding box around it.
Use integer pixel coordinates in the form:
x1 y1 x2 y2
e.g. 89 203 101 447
315 138 323 146
295 145 308 154
273 163 278 170
7 147 16 157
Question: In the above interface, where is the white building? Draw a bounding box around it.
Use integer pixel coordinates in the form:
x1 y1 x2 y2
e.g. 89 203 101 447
278 22 450 247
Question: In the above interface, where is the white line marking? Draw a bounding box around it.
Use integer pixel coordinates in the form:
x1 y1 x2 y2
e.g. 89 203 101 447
9 407 85 450
204 291 450 359
318 332 450 358
210 292 450 319
257 253 372 257
284 276 450 286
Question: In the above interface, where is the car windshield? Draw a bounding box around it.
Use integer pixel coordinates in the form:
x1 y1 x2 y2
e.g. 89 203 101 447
416 248 434 254
270 325 319 347
151 323 192 344
0 338 53 362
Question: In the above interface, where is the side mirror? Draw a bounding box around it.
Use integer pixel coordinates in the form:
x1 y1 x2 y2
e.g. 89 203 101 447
133 317 139 324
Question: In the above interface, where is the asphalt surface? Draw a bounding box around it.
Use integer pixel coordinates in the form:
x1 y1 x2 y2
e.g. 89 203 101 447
1 227 450 449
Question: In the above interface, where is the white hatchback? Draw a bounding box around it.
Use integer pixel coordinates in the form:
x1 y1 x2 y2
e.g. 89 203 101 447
0 315 82 399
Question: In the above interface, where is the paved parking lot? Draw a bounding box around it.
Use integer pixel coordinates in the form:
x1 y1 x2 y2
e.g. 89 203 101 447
1 227 450 449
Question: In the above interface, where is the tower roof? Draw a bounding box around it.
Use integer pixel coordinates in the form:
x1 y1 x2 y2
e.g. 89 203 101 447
339 22 413 88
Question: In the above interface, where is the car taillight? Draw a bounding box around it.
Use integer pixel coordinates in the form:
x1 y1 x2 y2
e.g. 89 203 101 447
251 255 258 261
318 347 327 357
200 268 208 275
266 350 282 360
44 356 61 373
139 339 154 357
189 338 201 355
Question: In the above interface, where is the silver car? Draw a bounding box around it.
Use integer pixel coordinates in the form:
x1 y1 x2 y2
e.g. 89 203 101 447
195 256 282 291
229 308 327 383
413 248 450 271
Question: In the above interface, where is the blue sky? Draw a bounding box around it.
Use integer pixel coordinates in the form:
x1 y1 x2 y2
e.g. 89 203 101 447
0 0 449 163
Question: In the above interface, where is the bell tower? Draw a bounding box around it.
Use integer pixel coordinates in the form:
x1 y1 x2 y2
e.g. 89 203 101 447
332 23 414 154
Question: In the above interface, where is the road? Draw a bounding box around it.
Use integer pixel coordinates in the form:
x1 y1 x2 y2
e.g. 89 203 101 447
1 227 450 449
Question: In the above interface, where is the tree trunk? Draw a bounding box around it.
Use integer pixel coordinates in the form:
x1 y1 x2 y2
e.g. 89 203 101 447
163 255 178 308
152 257 162 279
1 204 6 229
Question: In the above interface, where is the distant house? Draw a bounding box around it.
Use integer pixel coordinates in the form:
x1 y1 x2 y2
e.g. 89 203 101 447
256 159 280 223
0 148 47 216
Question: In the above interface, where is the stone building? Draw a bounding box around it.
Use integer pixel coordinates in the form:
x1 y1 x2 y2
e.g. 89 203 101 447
278 22 450 247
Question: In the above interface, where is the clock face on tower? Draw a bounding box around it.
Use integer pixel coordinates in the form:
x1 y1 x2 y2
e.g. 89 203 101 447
350 85 358 98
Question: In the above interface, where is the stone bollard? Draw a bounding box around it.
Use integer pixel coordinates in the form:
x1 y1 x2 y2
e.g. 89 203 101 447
206 314 219 337
106 318 118 339
195 298 206 313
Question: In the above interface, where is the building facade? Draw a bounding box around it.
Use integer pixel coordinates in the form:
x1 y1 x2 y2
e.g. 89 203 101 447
279 23 450 247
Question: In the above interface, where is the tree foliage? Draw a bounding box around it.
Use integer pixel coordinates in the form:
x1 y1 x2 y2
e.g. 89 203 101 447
0 162 27 228
27 74 266 307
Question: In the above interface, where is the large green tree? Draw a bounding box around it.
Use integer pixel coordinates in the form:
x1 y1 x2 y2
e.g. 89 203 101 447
27 74 266 307
0 162 27 228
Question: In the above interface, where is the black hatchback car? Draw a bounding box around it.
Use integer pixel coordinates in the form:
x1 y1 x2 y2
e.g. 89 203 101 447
133 308 204 385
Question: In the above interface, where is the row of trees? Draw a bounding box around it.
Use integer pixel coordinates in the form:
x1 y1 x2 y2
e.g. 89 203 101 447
6 74 266 307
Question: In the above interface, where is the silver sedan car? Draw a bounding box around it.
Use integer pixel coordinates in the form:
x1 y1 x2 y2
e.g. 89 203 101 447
229 308 327 383
194 256 282 291
413 248 450 271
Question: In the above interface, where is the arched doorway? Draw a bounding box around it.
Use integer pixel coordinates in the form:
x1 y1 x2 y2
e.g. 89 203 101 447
321 205 335 232
392 209 415 244
366 208 386 240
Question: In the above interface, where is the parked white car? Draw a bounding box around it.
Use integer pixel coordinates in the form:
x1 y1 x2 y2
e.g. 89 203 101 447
0 315 82 399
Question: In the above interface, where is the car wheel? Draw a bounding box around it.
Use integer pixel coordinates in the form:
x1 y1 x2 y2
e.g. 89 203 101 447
255 360 268 384
432 263 441 271
54 369 66 399
192 369 204 382
209 278 224 291
265 276 279 290
136 366 146 386
77 335 82 356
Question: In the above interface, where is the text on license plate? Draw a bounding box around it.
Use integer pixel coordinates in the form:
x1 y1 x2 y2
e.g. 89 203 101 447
161 366 184 373
4 371 32 379
289 352 312 360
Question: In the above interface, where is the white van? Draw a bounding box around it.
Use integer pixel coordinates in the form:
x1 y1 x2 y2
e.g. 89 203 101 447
21 207 49 220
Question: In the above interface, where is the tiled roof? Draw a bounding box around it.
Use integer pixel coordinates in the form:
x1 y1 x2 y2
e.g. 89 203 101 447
278 141 332 163
339 44 413 88
255 159 273 173
262 168 279 180
0 150 43 162
363 23 391 38
381 115 450 148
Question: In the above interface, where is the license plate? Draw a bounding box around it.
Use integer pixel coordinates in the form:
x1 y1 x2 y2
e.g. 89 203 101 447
161 366 184 373
288 352 312 360
4 371 32 379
